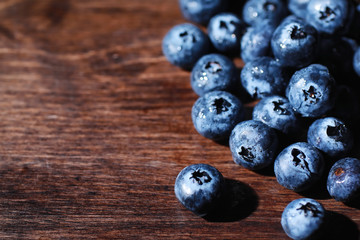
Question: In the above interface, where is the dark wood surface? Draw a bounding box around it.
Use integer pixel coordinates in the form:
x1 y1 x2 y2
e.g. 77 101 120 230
0 0 359 239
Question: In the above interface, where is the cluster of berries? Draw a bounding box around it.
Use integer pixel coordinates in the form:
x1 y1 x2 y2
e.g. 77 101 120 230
163 0 360 239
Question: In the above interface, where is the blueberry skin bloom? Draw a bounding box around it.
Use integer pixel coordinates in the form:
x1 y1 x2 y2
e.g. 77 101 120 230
271 15 318 68
353 47 360 77
229 120 278 170
174 164 225 216
192 91 244 141
286 64 335 118
191 53 238 96
281 198 325 240
240 21 276 63
179 0 228 25
274 142 324 192
242 0 288 27
240 56 289 99
307 117 353 158
288 0 310 18
327 158 360 202
252 95 300 134
162 23 210 70
207 13 245 54
306 0 354 35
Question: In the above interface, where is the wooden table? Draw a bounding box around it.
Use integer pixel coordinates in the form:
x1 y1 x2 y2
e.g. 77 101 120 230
0 0 359 239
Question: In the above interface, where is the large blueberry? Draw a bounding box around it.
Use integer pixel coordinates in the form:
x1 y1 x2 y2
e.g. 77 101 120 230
281 198 326 240
229 120 278 170
242 0 288 27
174 163 225 216
307 117 353 158
327 158 360 202
192 91 244 141
306 0 354 35
207 12 245 54
274 142 324 192
286 64 335 118
288 0 310 18
191 53 238 96
179 0 228 25
240 56 290 99
240 21 276 63
162 23 210 70
252 95 300 134
271 15 318 68
353 46 360 77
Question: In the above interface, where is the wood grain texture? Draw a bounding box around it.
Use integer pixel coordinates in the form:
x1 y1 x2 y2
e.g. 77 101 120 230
0 0 359 239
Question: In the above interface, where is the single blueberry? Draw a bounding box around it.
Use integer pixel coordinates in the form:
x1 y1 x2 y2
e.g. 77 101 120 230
353 46 360 77
286 64 336 118
274 142 324 192
242 0 288 27
191 91 244 141
307 117 353 158
327 158 360 202
229 120 278 170
240 56 290 99
191 53 238 96
271 15 318 68
178 0 228 25
281 198 326 240
174 163 225 216
252 95 300 134
288 0 310 18
162 23 210 70
306 0 354 35
240 21 276 63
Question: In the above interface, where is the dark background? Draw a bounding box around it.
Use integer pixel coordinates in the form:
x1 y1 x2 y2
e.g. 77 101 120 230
0 0 359 239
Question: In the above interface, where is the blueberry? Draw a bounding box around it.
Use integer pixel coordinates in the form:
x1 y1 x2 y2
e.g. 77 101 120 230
307 117 353 158
281 198 326 240
353 46 360 77
207 12 245 54
327 157 360 202
286 64 335 118
174 163 225 216
191 91 244 141
162 23 210 70
240 21 276 63
274 142 324 192
191 53 238 96
252 95 300 134
288 0 310 18
306 0 354 35
178 0 228 25
240 56 290 99
271 15 318 68
229 120 278 170
242 0 288 27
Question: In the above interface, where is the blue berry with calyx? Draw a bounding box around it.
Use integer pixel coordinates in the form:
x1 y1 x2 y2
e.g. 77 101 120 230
229 120 278 170
242 0 288 27
286 64 336 118
191 53 238 96
327 157 360 202
240 56 290 99
306 0 354 36
353 46 360 77
191 91 244 142
281 198 326 240
307 117 353 158
207 12 245 54
252 95 300 134
274 142 324 192
178 0 228 25
288 0 310 18
174 163 225 216
240 21 276 63
162 23 210 70
271 15 319 68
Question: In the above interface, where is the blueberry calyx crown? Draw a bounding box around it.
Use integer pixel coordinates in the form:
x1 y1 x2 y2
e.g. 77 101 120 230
296 202 322 217
291 149 312 173
334 167 345 176
272 100 289 115
326 123 346 141
319 6 336 22
211 98 231 114
179 31 196 43
290 25 307 40
190 169 212 185
303 86 321 104
239 146 255 162
205 61 222 74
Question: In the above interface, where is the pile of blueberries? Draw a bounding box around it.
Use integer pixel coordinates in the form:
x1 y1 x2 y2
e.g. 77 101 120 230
163 0 360 239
